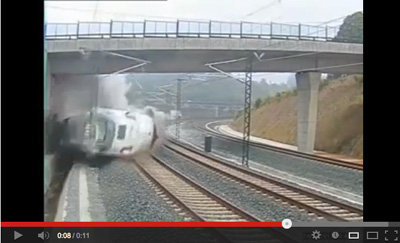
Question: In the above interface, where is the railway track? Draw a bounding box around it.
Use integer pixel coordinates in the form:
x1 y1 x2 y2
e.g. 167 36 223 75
134 154 296 242
164 138 363 222
134 154 262 222
200 123 363 171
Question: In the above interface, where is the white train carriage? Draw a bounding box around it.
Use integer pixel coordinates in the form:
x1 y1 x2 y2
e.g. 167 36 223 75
68 107 157 157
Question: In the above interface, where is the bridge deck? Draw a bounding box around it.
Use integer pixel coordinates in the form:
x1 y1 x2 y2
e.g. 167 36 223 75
47 38 362 74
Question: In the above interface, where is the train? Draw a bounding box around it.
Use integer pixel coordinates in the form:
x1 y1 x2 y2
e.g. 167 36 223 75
63 107 158 158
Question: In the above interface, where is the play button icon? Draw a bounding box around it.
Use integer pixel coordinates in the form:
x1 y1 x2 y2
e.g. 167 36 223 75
14 231 23 240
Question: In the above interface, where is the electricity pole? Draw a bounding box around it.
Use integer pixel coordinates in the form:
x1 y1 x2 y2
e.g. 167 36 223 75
175 78 183 139
242 56 253 167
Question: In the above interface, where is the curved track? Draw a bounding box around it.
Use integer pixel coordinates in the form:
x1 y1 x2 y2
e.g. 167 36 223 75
164 138 363 222
201 122 363 171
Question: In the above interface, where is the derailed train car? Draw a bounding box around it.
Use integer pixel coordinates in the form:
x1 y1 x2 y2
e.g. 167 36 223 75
65 107 157 158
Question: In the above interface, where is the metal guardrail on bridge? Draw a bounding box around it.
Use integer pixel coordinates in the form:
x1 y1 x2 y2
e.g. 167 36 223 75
45 19 352 42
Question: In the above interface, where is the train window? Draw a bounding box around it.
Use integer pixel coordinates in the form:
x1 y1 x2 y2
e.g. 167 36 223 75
117 125 127 140
97 121 108 141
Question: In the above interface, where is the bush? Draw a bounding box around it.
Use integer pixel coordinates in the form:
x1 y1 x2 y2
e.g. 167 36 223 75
254 98 262 109
263 97 272 105
275 92 282 102
319 79 330 90
354 75 363 86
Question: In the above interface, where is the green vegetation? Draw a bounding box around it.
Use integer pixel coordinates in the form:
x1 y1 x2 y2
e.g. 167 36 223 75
260 89 297 105
124 74 294 106
354 75 363 86
319 79 330 90
232 75 364 158
334 11 363 43
254 98 262 109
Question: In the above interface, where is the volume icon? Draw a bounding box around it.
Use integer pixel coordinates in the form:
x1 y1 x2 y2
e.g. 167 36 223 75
38 231 50 240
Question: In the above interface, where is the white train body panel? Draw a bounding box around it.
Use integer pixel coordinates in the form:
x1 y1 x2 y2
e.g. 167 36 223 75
69 107 156 157
98 108 154 156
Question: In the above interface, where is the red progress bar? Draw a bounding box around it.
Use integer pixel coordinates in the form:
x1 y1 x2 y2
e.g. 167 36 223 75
1 222 282 227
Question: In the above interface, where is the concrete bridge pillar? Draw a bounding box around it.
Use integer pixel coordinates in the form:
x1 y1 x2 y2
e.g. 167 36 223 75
296 71 321 153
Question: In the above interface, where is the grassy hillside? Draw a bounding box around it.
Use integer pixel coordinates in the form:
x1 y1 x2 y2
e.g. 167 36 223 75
231 75 363 158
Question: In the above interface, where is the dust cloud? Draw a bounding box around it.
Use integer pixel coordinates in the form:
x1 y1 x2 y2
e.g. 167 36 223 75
98 74 130 110
97 74 167 154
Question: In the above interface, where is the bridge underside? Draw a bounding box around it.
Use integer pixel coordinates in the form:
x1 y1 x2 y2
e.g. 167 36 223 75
49 49 362 75
47 38 363 75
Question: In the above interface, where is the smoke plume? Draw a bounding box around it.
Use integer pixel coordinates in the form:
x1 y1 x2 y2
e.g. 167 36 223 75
98 74 130 110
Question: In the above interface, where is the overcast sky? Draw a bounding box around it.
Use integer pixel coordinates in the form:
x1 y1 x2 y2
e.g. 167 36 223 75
45 0 362 25
45 0 362 84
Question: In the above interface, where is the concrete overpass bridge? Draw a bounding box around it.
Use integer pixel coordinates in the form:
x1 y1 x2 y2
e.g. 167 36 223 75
45 19 363 156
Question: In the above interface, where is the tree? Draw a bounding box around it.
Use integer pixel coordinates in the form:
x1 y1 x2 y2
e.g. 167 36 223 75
254 98 262 109
334 11 363 43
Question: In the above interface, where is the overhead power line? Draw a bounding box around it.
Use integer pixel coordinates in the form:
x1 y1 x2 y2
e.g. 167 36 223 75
243 0 281 19
46 5 210 22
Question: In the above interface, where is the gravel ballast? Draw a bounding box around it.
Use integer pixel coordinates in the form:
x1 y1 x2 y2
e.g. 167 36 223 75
155 146 317 221
175 121 363 201
96 159 185 221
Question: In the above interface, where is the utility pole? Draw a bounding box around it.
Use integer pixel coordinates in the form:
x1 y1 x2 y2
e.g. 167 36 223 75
242 56 253 167
175 78 183 139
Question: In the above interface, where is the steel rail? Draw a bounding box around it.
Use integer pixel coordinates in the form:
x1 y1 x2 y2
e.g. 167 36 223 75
164 138 363 221
135 154 262 222
201 124 363 171
136 155 296 242
134 159 203 222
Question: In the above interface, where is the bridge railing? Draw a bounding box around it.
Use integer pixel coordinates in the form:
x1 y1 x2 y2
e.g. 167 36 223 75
111 21 144 37
45 20 350 42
